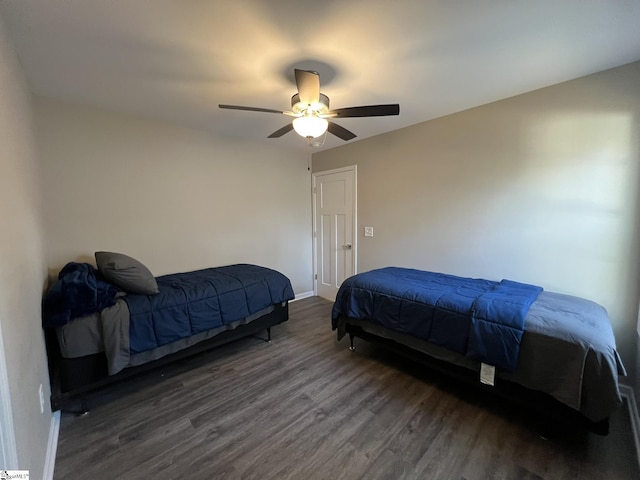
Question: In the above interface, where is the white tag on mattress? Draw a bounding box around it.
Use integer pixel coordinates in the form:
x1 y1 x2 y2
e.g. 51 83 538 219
480 363 496 386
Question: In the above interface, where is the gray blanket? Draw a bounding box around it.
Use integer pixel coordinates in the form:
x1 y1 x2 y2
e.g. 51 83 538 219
55 299 130 374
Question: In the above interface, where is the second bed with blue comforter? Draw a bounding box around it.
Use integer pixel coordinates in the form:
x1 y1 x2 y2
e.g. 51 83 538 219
332 267 626 424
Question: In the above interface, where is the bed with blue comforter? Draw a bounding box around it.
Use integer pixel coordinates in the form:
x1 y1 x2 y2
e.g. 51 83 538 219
45 263 295 409
332 267 625 433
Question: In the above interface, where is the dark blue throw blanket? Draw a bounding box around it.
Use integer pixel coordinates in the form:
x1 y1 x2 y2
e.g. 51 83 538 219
43 262 120 328
124 264 295 354
331 267 543 372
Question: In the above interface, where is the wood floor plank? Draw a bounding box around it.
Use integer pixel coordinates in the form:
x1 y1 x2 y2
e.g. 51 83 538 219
54 297 639 480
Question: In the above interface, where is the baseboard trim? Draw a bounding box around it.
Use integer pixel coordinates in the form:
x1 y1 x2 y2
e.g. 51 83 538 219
292 291 314 302
43 410 60 480
620 384 640 470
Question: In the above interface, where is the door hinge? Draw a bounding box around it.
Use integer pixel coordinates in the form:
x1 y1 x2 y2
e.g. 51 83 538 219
315 274 317 280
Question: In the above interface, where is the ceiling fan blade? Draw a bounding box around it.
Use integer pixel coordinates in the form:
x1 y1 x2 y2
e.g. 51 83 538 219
327 104 400 118
267 123 294 138
328 121 357 141
219 104 286 115
294 69 320 105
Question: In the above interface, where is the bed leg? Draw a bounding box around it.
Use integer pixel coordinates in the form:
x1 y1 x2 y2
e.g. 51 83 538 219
62 397 90 417
267 327 272 343
349 333 356 351
78 397 90 417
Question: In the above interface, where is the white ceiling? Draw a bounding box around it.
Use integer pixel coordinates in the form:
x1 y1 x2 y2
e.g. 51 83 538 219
2 0 640 152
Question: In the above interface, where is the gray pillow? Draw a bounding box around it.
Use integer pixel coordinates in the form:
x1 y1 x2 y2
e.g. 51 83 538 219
95 251 160 295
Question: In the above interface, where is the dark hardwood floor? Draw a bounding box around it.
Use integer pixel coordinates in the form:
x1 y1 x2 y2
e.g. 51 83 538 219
54 297 639 480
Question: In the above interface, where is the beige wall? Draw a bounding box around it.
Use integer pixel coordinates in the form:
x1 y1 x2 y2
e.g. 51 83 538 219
0 13 51 478
36 98 313 294
313 62 640 376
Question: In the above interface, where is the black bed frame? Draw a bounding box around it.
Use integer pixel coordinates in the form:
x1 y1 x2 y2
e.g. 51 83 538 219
342 322 611 436
46 302 289 412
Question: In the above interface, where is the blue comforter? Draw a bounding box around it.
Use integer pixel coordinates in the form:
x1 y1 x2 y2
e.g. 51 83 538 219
124 264 295 354
331 267 542 371
43 262 120 328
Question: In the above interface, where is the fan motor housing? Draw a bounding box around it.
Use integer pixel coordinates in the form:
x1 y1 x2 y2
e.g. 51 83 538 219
291 93 330 114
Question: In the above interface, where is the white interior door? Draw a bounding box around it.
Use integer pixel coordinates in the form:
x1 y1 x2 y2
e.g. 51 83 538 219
313 166 356 301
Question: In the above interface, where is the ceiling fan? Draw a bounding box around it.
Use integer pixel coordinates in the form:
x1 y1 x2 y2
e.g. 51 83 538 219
219 69 400 145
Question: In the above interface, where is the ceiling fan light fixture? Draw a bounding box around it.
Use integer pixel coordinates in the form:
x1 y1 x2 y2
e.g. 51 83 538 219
220 69 399 143
292 115 328 138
